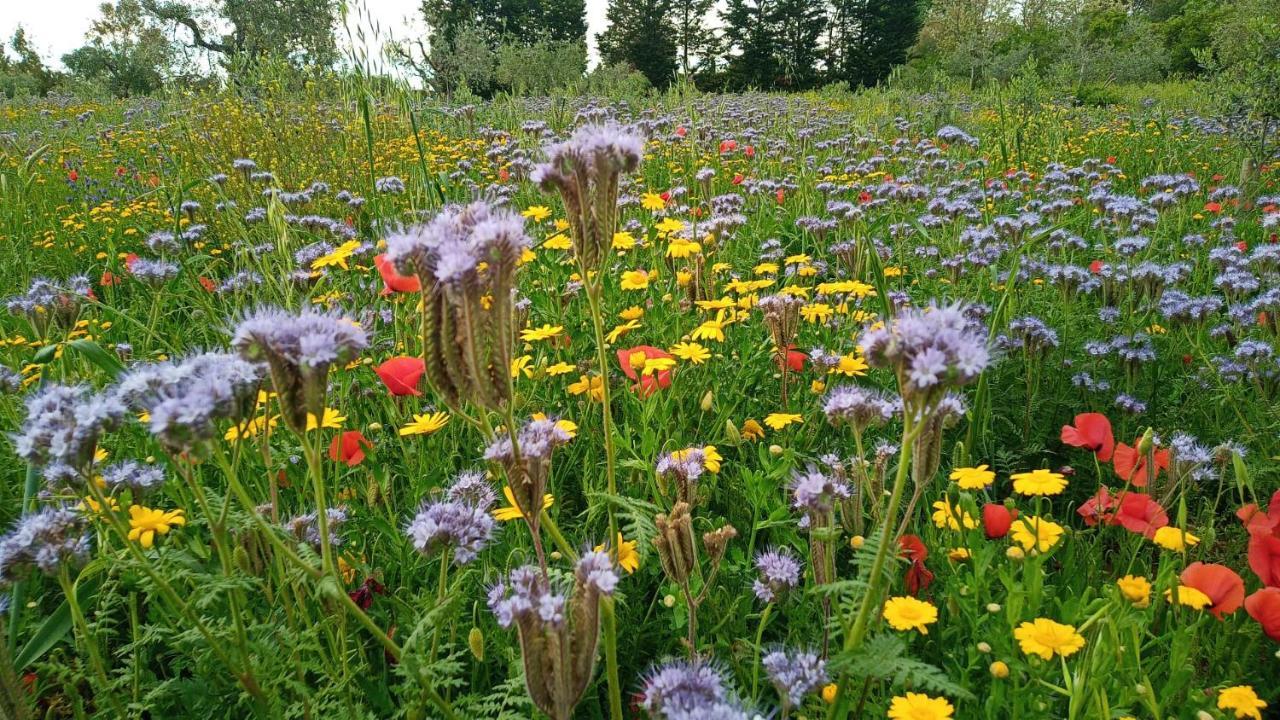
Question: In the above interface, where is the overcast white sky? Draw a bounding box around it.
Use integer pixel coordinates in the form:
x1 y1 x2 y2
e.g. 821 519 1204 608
0 0 610 69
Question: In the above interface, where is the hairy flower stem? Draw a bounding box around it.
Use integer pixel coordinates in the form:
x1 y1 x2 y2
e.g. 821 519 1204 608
301 432 336 578
750 602 774 700
827 412 923 720
58 566 125 719
581 273 624 720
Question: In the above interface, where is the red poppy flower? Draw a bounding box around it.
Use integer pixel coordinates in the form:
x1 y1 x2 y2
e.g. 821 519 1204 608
498 168 510 182
374 253 422 295
660 191 671 202
349 577 385 609
982 503 1016 539
1236 240 1249 252
1238 490 1280 535
773 344 806 373
732 173 745 185
198 276 217 293
775 189 785 204
375 356 426 396
1060 412 1115 461
1112 492 1168 538
328 430 373 467
718 139 737 153
858 191 872 204
1181 562 1244 619
744 145 755 158
675 126 687 137
899 534 934 595
68 169 78 182
124 253 140 270
1245 587 1280 641
1089 259 1104 274
100 270 121 287
1107 155 1117 164
617 345 674 397
1111 442 1169 488
1249 533 1280 588
1077 486 1117 527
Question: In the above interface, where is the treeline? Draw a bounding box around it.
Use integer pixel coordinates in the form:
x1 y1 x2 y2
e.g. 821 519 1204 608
0 0 1277 99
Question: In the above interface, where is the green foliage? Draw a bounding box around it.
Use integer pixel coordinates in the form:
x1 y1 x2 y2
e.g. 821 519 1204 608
141 0 340 70
596 0 678 89
494 39 586 96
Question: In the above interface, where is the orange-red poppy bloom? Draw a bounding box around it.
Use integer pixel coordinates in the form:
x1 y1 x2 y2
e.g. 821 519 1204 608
1078 486 1117 527
617 345 674 397
375 356 426 397
1245 587 1280 641
1112 442 1170 488
1238 490 1280 535
1060 412 1114 462
899 534 934 596
1249 533 1280 588
774 344 806 373
328 430 373 467
374 253 421 295
982 503 1016 539
1112 492 1169 538
1181 562 1244 619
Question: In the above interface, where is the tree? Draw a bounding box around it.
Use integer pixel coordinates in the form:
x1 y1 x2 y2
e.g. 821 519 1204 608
597 0 678 88
0 28 60 96
721 0 779 89
141 0 339 69
829 0 922 88
422 0 586 47
771 0 826 88
63 1 174 96
672 0 717 77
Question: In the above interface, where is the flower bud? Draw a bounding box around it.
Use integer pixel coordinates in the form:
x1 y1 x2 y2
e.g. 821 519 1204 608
1137 427 1155 456
769 444 783 456
986 603 1001 613
822 684 838 704
468 626 485 661
989 661 1009 679
1006 546 1025 561
850 535 865 549
700 390 714 412
663 594 676 608
977 642 992 654
724 419 742 444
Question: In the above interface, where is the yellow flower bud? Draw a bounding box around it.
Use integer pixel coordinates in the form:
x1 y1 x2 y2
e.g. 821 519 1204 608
989 661 1009 679
850 535 865 550
977 642 992 654
468 626 484 661
1006 546 1026 561
700 390 714 412
769 444 783 456
821 683 838 704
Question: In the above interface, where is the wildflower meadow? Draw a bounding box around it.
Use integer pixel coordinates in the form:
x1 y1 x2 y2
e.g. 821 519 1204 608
2 76 1280 720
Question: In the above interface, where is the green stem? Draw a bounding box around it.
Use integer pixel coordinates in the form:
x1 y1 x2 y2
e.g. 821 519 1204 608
750 603 774 700
828 411 921 719
581 273 624 720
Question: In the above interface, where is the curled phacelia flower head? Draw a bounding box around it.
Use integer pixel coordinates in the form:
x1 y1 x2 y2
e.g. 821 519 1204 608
0 507 91 586
752 547 802 603
232 308 366 431
405 472 498 565
859 302 989 405
12 384 125 483
762 648 828 709
114 351 262 455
